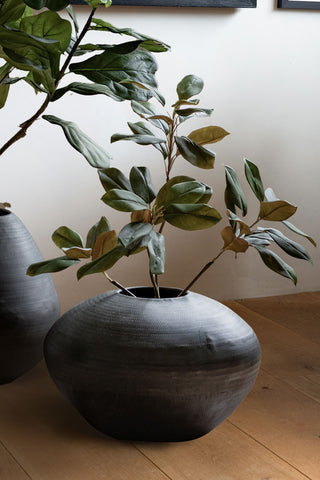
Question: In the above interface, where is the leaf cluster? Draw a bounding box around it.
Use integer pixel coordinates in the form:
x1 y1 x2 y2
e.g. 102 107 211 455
26 71 316 293
222 159 316 284
0 0 169 121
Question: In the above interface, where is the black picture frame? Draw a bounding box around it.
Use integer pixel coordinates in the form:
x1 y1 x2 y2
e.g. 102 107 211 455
71 0 256 7
278 0 320 8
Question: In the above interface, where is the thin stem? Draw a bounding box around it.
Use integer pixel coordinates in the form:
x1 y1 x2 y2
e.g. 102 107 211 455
178 248 226 297
158 222 165 234
166 114 179 181
249 218 260 230
103 272 136 297
147 250 160 297
178 215 263 296
0 8 96 157
0 66 14 86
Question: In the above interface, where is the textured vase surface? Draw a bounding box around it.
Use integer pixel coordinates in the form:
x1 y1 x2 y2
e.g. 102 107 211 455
0 210 60 384
44 286 260 442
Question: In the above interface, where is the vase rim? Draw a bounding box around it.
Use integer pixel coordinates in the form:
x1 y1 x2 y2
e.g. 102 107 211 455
0 208 12 217
117 286 189 300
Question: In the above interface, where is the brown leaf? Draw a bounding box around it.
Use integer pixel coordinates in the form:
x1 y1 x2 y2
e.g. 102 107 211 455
259 201 297 222
92 230 118 260
188 126 229 146
221 226 249 253
131 209 152 223
62 247 92 259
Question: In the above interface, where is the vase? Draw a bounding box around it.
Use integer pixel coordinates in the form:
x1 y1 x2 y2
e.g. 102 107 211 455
44 286 260 442
0 209 60 384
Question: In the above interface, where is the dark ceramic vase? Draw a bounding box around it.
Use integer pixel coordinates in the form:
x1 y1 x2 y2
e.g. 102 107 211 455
44 286 260 442
0 209 60 384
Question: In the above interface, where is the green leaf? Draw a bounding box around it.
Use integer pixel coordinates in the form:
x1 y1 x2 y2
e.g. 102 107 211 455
282 221 317 247
42 115 111 169
164 204 221 231
224 165 247 216
0 83 9 108
264 187 278 202
172 98 200 108
69 49 159 102
255 247 297 285
119 78 165 106
77 245 126 280
20 11 72 52
101 189 149 212
131 100 169 134
66 5 79 34
259 201 297 222
245 232 271 247
85 216 111 249
0 25 59 91
175 136 215 169
244 158 264 202
23 0 71 11
227 210 251 235
90 18 170 53
155 175 194 209
52 226 83 249
262 228 312 262
118 222 153 252
0 0 26 25
176 74 203 101
98 167 132 192
161 181 209 207
27 256 79 276
188 126 230 146
111 132 165 146
148 230 165 275
52 82 125 102
175 107 213 123
129 166 156 204
127 121 168 158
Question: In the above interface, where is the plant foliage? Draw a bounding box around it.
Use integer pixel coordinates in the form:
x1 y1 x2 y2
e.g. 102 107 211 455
26 72 316 296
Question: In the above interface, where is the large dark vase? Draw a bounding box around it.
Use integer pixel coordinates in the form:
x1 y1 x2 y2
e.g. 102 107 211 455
44 287 260 442
0 209 60 384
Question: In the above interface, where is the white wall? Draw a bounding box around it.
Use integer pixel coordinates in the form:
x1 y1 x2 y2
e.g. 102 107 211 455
1 1 319 312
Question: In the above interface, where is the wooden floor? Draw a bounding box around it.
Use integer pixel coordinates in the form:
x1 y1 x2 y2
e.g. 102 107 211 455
0 291 319 480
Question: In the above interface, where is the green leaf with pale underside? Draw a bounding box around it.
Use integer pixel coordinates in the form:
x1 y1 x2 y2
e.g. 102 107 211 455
43 115 111 169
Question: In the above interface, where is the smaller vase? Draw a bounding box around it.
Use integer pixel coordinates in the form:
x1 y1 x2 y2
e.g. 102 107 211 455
0 209 60 384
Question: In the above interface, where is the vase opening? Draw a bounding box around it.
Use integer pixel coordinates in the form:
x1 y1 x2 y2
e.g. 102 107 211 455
0 209 11 216
119 286 188 299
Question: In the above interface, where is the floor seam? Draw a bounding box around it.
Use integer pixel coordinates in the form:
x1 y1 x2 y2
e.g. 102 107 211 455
258 366 320 405
0 438 33 480
226 419 314 480
132 443 175 480
231 300 320 348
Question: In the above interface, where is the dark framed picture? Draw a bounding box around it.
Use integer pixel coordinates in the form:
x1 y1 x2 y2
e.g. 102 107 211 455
278 0 320 8
71 0 256 7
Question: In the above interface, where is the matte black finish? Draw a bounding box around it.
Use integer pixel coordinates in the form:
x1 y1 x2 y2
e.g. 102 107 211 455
72 0 257 7
0 210 60 384
44 287 260 442
278 0 320 9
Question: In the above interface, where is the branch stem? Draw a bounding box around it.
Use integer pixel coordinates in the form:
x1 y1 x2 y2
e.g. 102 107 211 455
0 8 96 157
103 272 136 297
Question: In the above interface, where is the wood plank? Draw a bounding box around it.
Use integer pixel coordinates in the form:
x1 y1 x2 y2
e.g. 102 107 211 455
0 442 32 480
225 301 320 403
136 410 310 480
0 363 170 480
237 292 320 344
229 369 320 480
